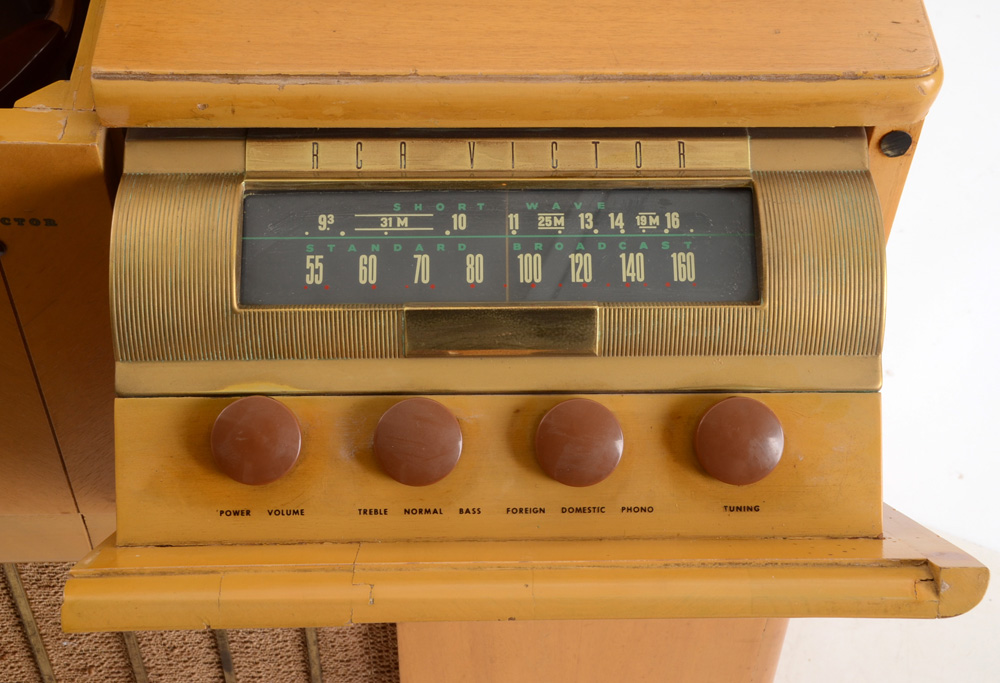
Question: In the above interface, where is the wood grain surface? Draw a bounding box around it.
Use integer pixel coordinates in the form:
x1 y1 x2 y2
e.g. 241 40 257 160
398 618 787 683
92 0 938 78
87 0 942 127
0 0 117 559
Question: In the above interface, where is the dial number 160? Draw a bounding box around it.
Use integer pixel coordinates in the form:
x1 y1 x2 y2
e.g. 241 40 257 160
671 252 696 282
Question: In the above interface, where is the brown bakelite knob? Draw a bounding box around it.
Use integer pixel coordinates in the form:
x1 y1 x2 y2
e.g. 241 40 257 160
695 397 784 485
373 398 463 486
535 399 623 487
210 396 302 485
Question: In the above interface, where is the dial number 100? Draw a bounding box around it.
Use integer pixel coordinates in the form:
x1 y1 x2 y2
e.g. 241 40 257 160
518 253 543 284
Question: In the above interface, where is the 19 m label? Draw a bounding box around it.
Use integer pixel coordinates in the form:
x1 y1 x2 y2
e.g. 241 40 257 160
240 188 758 305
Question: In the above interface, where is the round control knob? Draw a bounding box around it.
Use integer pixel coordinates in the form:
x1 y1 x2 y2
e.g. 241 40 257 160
535 399 623 487
373 398 463 486
210 396 302 485
695 397 784 485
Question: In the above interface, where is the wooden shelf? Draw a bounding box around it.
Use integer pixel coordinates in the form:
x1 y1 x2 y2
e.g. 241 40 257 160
62 506 988 631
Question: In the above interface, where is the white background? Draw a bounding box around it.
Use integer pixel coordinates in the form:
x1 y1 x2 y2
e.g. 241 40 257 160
776 1 1000 680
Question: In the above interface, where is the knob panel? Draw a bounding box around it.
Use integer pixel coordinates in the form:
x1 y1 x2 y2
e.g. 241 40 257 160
373 398 463 486
535 398 624 487
210 395 302 485
695 397 784 485
118 393 881 545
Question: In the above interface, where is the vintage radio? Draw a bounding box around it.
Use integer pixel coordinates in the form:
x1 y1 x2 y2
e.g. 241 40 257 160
62 0 987 641
106 129 884 545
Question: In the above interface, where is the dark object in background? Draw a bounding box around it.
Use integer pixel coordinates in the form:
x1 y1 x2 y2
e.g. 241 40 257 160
0 1 90 108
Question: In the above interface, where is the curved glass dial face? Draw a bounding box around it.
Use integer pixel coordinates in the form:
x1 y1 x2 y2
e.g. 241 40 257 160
240 188 758 305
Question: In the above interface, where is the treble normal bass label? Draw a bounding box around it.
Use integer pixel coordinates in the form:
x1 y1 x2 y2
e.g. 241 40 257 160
240 187 758 305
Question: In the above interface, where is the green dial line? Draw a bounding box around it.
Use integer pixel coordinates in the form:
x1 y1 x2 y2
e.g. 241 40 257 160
242 233 738 241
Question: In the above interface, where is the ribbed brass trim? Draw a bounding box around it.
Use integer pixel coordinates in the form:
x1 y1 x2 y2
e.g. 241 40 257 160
112 169 881 363
112 174 402 362
600 171 884 356
761 170 884 355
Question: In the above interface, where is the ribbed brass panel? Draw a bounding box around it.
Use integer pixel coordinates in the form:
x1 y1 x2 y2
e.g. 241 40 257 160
111 174 402 362
112 169 881 363
600 171 884 356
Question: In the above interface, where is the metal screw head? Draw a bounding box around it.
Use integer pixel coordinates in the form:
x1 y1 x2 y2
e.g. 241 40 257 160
879 131 913 158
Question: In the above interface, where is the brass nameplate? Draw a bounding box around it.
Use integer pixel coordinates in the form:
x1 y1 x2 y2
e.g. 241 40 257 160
246 136 750 177
404 305 598 357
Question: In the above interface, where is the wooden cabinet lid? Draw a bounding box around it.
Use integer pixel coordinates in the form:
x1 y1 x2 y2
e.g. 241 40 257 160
90 0 942 128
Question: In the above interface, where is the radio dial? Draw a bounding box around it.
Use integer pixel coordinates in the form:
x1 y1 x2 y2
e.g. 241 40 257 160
210 396 302 485
695 397 784 485
373 398 463 486
535 399 624 487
